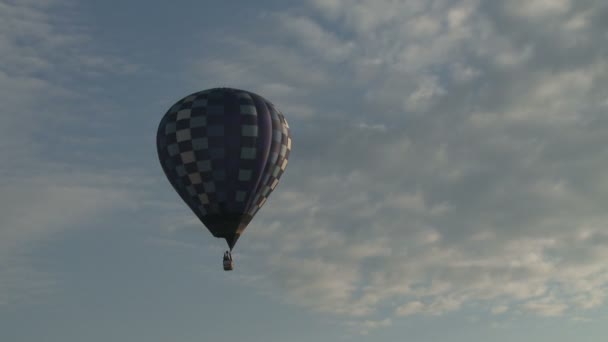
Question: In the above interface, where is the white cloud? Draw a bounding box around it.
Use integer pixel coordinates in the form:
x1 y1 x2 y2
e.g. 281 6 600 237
0 260 56 306
268 256 364 316
523 296 568 317
193 40 329 89
450 62 482 83
275 13 354 62
355 122 388 132
0 172 143 305
491 305 509 315
395 301 426 316
407 14 442 37
504 0 572 18
403 75 447 112
346 317 392 335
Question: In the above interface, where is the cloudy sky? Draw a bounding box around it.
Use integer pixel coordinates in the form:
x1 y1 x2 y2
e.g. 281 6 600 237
1 0 608 340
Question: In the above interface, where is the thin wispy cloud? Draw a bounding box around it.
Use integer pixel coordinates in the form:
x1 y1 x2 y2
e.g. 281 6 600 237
0 0 146 304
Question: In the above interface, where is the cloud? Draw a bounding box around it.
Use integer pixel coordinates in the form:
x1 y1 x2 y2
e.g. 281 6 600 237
491 305 509 315
3 0 606 334
275 13 355 62
268 256 364 315
523 296 569 317
354 122 388 132
0 259 56 307
0 178 132 250
402 75 447 113
395 301 426 317
345 318 392 335
0 176 136 304
0 0 145 305
504 0 572 18
175 0 608 332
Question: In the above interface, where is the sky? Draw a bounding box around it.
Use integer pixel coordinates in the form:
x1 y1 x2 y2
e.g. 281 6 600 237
1 0 608 341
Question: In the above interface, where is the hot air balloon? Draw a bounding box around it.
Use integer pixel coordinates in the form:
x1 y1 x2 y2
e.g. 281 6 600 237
156 88 291 270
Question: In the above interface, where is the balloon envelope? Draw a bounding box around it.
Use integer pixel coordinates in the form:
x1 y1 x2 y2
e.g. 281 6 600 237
156 88 292 249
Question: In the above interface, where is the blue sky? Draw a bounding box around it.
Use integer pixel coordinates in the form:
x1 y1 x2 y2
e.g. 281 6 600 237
1 0 608 341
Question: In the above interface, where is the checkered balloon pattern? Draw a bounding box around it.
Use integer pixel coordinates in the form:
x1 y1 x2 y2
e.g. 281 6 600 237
156 88 291 249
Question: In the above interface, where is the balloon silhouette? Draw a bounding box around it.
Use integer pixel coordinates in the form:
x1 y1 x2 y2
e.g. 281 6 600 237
157 88 291 250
